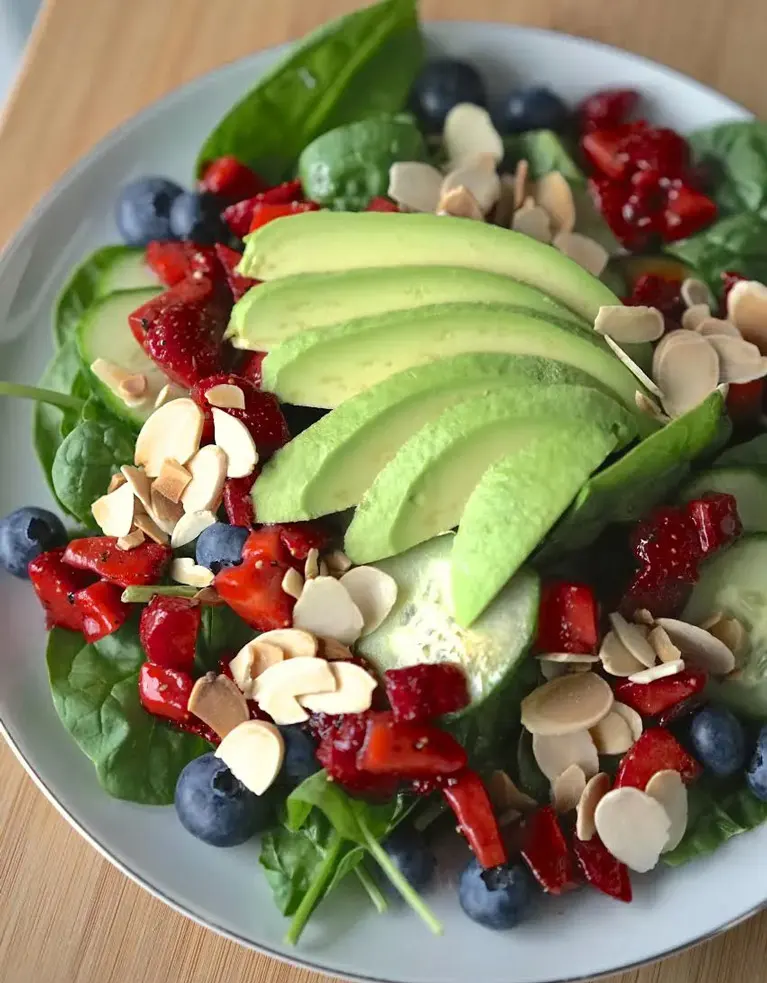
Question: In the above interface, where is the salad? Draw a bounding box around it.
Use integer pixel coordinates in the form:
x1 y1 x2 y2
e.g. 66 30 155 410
4 0 767 946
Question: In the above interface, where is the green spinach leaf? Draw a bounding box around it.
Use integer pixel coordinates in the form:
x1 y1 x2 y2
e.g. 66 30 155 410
260 810 340 915
46 622 207 804
688 120 767 217
195 605 255 672
195 0 423 183
286 768 400 842
666 212 767 297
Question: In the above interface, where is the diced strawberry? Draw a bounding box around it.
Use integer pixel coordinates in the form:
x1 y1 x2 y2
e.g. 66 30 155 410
75 581 131 642
142 300 227 388
384 663 469 723
213 243 259 302
175 715 220 746
190 373 289 457
144 241 225 290
248 200 320 234
536 581 599 655
620 569 692 619
631 505 703 580
521 806 577 895
625 273 685 322
238 351 266 387
28 548 93 632
615 727 702 789
223 471 259 528
139 595 201 672
582 127 633 180
366 196 400 212
138 662 194 724
128 276 217 346
199 156 267 202
573 834 632 902
686 493 742 558
240 525 292 565
277 521 334 561
614 669 707 718
442 769 508 868
222 180 309 237
589 177 653 253
214 527 294 630
726 379 766 425
579 89 639 132
315 711 398 797
63 538 172 587
661 184 717 242
357 711 467 778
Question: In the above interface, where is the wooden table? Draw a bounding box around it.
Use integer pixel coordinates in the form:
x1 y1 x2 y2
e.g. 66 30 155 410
1 0 767 980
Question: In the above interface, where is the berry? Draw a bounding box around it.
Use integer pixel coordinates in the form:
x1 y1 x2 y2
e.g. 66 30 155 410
142 300 226 388
214 527 295 630
357 712 468 778
689 705 747 777
572 834 632 902
139 595 201 672
366 196 400 212
409 59 487 131
726 379 765 426
278 725 320 786
28 549 93 632
626 273 685 322
128 275 218 346
578 88 638 132
316 712 397 797
442 769 508 868
199 156 267 202
174 752 272 846
169 191 227 244
247 200 320 234
661 184 717 241
138 663 194 724
195 522 249 575
62 537 172 587
384 663 469 723
520 806 577 895
685 493 742 558
614 669 707 718
0 506 67 578
458 858 532 930
190 373 289 457
277 521 334 562
213 243 258 302
382 825 436 892
746 726 767 802
223 472 259 528
76 581 130 643
536 581 598 655
631 505 703 581
615 727 702 789
501 86 569 134
115 176 184 246
238 351 266 387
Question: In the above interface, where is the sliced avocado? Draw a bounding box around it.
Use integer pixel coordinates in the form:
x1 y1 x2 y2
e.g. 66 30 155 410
253 353 612 523
260 302 651 419
226 265 587 350
239 211 620 322
344 385 634 564
452 424 622 626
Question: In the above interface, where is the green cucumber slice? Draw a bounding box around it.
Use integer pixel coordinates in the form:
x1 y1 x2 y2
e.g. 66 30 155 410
99 249 158 294
680 468 767 533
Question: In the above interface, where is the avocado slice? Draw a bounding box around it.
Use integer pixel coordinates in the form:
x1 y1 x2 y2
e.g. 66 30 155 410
344 385 634 564
226 265 587 351
239 211 620 322
452 424 623 626
260 302 651 419
253 353 613 522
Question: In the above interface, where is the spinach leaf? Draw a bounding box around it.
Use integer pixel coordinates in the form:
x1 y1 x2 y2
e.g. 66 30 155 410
260 810 339 915
515 729 548 803
195 0 423 183
46 622 207 804
688 120 767 217
666 212 767 297
286 768 400 842
714 433 767 469
195 605 255 672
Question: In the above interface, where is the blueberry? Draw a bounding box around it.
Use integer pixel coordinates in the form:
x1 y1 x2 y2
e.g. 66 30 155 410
0 507 67 578
458 858 532 930
747 725 767 802
278 725 320 786
690 705 747 777
410 59 487 131
115 176 184 246
501 86 569 134
195 523 249 575
383 825 436 892
174 752 272 846
169 191 226 244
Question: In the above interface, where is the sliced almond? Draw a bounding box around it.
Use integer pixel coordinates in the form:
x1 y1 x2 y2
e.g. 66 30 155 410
681 304 712 331
540 660 566 681
292 576 364 646
212 408 258 479
116 528 146 551
655 617 736 675
612 701 643 743
256 628 318 660
537 653 600 664
635 390 670 424
576 772 610 842
535 171 576 236
531 729 599 781
253 656 336 725
120 464 154 514
107 472 128 494
318 636 355 661
388 161 444 213
487 770 538 814
150 486 184 535
552 764 586 814
118 373 148 403
299 661 377 714
599 630 647 677
706 334 767 384
609 612 658 668
652 329 707 380
699 611 724 632
522 673 613 737
92 359 150 408
304 548 320 581
281 567 304 600
154 382 187 408
708 616 745 658
681 278 712 309
436 185 484 221
193 586 223 605
594 305 664 344
441 160 501 215
590 712 633 755
171 558 215 588
645 769 688 853
170 509 218 549
727 280 767 352
443 102 504 166
552 231 608 278
648 625 682 664
205 384 246 411
696 317 741 340
324 550 352 577
633 608 655 627
134 398 204 477
512 159 529 212
187 672 248 739
512 204 552 243
153 458 193 503
133 511 169 545
215 720 284 796
91 481 136 537
339 566 397 636
628 659 685 684
181 445 228 514
657 339 720 417
229 640 285 698
594 787 671 872
603 334 664 399
491 173 516 228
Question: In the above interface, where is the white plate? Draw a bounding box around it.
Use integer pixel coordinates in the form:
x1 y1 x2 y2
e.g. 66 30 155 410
0 22 761 983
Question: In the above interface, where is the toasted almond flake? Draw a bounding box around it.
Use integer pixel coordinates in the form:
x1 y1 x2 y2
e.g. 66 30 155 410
576 772 610 841
324 550 352 577
706 334 767 384
187 672 249 739
681 278 712 309
487 770 538 814
535 171 576 236
512 204 552 243
590 712 633 755
602 335 664 399
150 486 184 535
107 472 128 493
134 398 204 477
170 509 218 549
256 628 318 660
119 464 153 514
552 764 587 814
304 548 320 580
657 338 720 418
205 383 246 411
652 329 708 380
537 653 600 664
91 481 136 537
193 587 223 605
633 608 655 627
708 616 745 658
212 408 258 479
229 640 284 697
681 304 712 331
441 160 501 215
339 566 397 635
215 720 284 796
91 359 145 406
436 185 484 220
118 373 148 402
612 701 643 742
318 636 354 661
727 280 767 351
171 558 215 588
522 673 614 737
553 231 608 278
594 305 664 344
254 656 337 725
648 625 682 664
154 382 187 408
531 729 599 781
655 617 736 675
116 528 146 551
696 317 741 340
443 103 504 166
134 511 169 545
599 630 646 677
645 769 688 852
699 611 724 631
594 787 671 872
609 612 658 668
388 161 444 212
299 661 377 714
491 173 516 228
628 659 685 684
512 159 529 212
153 458 193 503
635 390 670 424
540 660 566 681
292 576 364 645
181 445 228 514
281 567 304 600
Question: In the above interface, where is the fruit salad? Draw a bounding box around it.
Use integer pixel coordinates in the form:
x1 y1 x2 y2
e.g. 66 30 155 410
5 0 767 946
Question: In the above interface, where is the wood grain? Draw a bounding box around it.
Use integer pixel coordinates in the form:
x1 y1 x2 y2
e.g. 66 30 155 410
1 1 766 981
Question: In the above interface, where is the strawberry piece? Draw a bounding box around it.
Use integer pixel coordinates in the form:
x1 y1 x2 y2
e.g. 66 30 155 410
199 156 267 202
63 537 172 587
138 662 194 724
277 521 334 561
238 350 266 387
145 241 224 289
222 180 309 237
175 715 220 746
686 493 742 558
661 184 717 242
384 663 469 723
316 711 398 797
579 88 638 132
357 711 467 778
615 727 702 789
726 379 765 425
631 505 703 580
573 834 632 902
655 694 706 727
521 806 577 895
625 273 684 322
589 177 653 252
28 548 93 632
620 569 692 619
248 200 320 234
139 595 201 672
215 527 294 630
366 196 400 212
614 669 707 718
143 301 227 388
582 127 632 180
213 243 258 302
442 769 508 868
223 471 259 528
536 581 598 655
128 276 217 345
75 581 131 643
240 525 291 565
190 373 289 456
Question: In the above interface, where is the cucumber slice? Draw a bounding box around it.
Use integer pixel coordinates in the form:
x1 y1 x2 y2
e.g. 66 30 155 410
680 468 767 533
99 248 159 294
76 287 167 426
683 535 767 719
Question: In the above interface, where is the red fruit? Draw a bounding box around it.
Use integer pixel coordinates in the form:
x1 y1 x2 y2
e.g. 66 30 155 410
190 373 289 457
139 595 201 672
277 521 334 561
579 88 639 132
199 156 267 202
175 716 220 746
75 581 131 642
615 727 702 789
138 663 194 724
63 537 171 587
248 200 320 234
316 712 398 797
223 471 259 528
143 301 226 388
28 549 93 632
384 663 469 723
441 769 508 868
686 492 742 557
536 581 599 655
631 506 702 580
215 528 294 630
726 379 765 425
521 806 577 895
661 184 717 242
582 127 633 180
144 241 224 289
621 568 692 619
588 177 653 252
240 525 292 565
366 196 400 212
656 694 706 727
573 835 632 902
357 711 467 778
213 243 259 302
614 669 708 718
626 273 684 322
238 350 266 386
128 276 216 346
221 180 306 236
